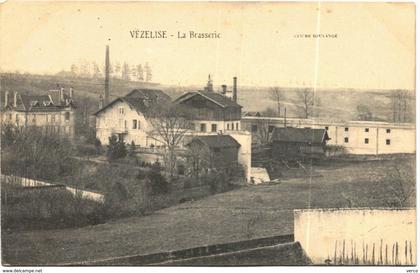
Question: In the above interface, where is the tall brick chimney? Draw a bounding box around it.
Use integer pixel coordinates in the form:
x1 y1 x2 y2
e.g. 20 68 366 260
104 45 110 104
4 91 9 107
233 77 237 103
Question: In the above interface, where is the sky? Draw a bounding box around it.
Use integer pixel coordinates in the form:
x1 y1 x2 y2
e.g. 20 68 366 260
0 1 415 89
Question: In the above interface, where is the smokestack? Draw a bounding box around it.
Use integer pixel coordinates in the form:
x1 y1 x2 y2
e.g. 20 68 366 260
69 87 73 99
104 45 110 104
233 77 237 103
4 91 9 107
13 92 18 108
221 85 227 94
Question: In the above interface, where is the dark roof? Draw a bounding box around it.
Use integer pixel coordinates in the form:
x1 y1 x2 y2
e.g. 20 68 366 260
125 89 171 102
271 127 328 144
174 91 242 108
243 111 261 117
187 135 241 149
94 89 171 116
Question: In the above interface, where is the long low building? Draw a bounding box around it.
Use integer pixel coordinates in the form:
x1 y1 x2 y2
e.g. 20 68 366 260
242 116 415 155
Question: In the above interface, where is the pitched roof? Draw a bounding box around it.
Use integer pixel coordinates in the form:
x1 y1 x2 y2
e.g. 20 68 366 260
271 127 329 144
125 89 171 102
187 135 241 149
94 89 171 116
174 91 242 108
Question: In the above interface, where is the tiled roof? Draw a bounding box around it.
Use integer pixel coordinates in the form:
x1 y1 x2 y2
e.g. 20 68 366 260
188 135 241 149
94 89 171 116
271 127 328 144
175 91 242 108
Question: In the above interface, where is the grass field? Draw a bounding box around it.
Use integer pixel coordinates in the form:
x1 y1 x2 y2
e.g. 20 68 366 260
2 157 415 265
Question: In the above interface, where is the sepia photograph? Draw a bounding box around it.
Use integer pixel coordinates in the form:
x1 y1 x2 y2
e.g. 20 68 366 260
0 0 416 269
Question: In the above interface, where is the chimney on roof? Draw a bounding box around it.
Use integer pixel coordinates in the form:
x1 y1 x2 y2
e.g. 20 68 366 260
99 94 104 109
13 92 18 108
104 45 110 104
69 87 74 99
60 87 64 102
4 91 9 107
233 77 237 103
221 85 227 94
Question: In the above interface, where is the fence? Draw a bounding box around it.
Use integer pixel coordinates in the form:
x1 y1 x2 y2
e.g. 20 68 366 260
1 174 105 203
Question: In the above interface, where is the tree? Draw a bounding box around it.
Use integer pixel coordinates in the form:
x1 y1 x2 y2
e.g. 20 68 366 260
296 88 314 118
121 62 131 81
356 104 373 121
390 90 414 123
269 87 284 117
113 62 121 78
261 107 278 117
136 64 144 81
128 140 136 157
145 62 152 82
91 62 101 78
107 134 127 161
70 64 79 77
148 104 191 178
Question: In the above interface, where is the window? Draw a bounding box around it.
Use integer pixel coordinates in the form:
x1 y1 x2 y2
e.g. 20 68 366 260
344 137 349 143
251 125 258 132
119 107 124 114
227 123 230 130
65 112 70 122
386 129 391 133
137 120 141 130
200 123 206 132
16 114 19 125
365 138 369 144
236 123 239 131
132 120 137 129
32 114 36 124
124 120 127 129
344 127 349 132
8 114 12 120
365 128 369 132
386 139 391 145
51 115 56 123
211 124 217 132
46 115 49 123
325 126 329 130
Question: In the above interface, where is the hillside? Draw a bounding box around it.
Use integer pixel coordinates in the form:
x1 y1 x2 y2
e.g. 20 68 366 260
0 73 415 123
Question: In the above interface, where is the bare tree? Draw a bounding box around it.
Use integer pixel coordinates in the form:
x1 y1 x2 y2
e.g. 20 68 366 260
381 164 415 207
296 88 314 119
269 87 284 117
390 90 414 123
148 105 191 178
356 104 373 121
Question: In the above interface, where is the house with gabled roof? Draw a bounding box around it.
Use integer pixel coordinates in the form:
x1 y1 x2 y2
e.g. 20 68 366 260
174 91 242 133
94 89 171 146
270 127 330 160
2 87 76 138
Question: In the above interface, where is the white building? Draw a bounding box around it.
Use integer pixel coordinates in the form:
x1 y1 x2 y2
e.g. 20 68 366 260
94 89 171 146
242 116 415 155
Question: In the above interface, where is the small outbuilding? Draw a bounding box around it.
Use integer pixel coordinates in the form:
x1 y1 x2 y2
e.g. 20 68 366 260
186 135 241 170
270 127 329 160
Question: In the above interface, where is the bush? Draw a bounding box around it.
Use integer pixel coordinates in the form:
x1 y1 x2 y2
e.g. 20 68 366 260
107 134 127 161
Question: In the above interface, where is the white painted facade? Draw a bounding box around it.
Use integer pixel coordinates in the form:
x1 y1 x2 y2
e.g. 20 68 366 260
95 100 159 147
190 120 241 133
242 117 415 155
